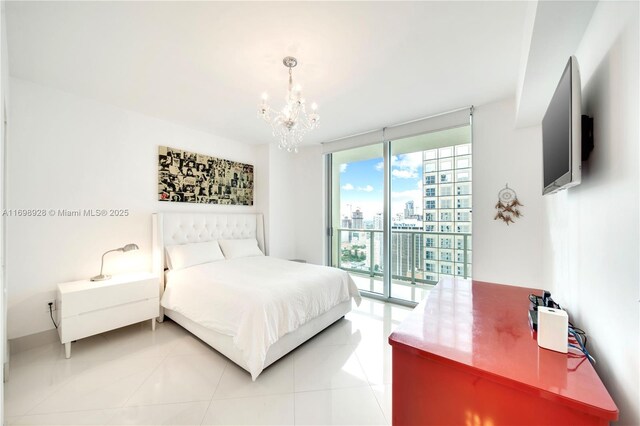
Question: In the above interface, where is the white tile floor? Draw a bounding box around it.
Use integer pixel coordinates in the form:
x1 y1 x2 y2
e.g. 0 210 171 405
350 275 432 304
5 298 412 425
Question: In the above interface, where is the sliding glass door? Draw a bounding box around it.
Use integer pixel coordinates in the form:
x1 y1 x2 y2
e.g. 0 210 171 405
330 144 385 296
389 126 472 303
327 116 472 305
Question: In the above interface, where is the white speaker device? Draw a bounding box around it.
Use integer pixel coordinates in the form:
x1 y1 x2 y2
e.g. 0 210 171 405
537 307 568 353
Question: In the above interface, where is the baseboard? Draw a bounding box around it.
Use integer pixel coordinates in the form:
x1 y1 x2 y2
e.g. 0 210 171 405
9 329 59 355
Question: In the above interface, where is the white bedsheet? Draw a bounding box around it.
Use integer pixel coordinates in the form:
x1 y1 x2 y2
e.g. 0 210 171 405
160 256 361 379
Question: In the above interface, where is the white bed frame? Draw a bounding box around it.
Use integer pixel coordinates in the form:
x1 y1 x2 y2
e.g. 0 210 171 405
152 212 351 373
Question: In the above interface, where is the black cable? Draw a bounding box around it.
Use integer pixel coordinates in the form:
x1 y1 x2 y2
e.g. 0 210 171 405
49 303 58 329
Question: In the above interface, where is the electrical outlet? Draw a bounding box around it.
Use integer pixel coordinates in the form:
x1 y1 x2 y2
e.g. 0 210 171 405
46 300 57 313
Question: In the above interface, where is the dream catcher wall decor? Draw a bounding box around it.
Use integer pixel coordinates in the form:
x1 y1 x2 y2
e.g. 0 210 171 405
494 184 523 225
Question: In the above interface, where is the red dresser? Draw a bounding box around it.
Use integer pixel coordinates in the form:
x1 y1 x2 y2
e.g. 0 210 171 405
388 278 618 425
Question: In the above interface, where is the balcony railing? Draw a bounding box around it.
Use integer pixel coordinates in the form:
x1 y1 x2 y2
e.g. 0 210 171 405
336 228 472 286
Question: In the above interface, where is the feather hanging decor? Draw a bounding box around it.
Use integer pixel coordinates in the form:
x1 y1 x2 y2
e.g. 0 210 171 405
494 184 523 225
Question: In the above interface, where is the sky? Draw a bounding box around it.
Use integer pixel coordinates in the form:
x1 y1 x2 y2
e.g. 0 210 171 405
339 152 423 222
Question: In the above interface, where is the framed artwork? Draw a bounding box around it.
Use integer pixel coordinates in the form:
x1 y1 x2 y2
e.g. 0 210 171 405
158 146 254 205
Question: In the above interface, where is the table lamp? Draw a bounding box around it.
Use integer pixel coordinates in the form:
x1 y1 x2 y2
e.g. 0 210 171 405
91 243 139 281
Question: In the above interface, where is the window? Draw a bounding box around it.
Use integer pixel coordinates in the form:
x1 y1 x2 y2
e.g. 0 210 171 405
440 185 453 196
456 144 471 156
456 211 470 222
425 161 437 172
329 121 472 304
439 147 453 158
440 173 452 183
456 170 470 182
439 160 453 170
424 150 437 160
456 158 470 169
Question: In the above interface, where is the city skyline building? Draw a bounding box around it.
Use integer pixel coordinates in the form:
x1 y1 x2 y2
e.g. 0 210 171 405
391 219 424 279
422 143 472 282
404 201 414 219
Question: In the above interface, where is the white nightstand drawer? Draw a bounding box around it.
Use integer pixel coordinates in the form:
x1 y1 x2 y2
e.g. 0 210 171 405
57 272 160 358
59 274 157 318
59 297 159 344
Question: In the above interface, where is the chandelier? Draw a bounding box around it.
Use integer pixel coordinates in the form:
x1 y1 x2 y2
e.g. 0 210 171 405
258 56 320 153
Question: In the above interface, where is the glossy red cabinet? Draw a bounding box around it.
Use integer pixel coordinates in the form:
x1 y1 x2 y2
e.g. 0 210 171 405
388 278 618 425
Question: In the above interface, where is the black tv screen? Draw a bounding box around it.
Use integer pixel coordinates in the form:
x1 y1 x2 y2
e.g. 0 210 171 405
542 60 571 189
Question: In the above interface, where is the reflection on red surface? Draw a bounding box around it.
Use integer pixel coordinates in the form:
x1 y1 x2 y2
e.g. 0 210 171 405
389 277 618 425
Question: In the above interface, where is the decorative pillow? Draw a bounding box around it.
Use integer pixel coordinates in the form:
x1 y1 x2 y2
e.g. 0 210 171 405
218 238 264 259
165 240 225 270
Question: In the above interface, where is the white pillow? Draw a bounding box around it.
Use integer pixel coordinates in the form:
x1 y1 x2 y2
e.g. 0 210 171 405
218 238 264 259
165 240 225 270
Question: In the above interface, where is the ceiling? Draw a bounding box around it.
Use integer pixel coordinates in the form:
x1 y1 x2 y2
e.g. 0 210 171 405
6 1 530 145
515 1 596 127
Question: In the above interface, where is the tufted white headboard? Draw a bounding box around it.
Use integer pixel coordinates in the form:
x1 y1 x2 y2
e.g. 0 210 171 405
152 212 266 312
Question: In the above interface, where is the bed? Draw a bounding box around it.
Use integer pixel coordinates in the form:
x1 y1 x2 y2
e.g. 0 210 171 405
152 212 361 380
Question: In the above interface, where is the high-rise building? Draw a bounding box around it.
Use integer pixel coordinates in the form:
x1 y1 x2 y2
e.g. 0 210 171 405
391 219 424 278
422 143 473 283
373 212 383 271
352 208 363 229
341 215 352 242
404 201 414 219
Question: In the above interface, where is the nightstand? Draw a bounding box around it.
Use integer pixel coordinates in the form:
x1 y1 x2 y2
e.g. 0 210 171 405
56 272 159 358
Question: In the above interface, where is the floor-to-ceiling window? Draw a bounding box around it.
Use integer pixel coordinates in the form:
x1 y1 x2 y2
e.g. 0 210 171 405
330 144 385 296
327 109 472 305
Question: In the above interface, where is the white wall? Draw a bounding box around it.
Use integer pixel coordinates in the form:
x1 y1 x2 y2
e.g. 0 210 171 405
542 2 639 424
7 78 260 339
293 145 325 265
472 98 543 288
1 0 9 418
265 145 297 260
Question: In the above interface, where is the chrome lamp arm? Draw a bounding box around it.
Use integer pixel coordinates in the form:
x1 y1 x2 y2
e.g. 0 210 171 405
90 243 139 282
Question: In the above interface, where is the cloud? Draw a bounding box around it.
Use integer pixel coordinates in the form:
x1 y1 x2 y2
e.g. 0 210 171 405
391 153 422 179
341 183 354 191
392 169 416 179
374 153 422 179
342 183 374 192
340 164 348 173
392 189 422 200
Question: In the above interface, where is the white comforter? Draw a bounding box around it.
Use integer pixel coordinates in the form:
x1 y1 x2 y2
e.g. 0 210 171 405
160 256 361 379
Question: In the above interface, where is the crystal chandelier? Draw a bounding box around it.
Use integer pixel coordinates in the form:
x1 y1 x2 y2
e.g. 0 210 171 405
258 56 320 153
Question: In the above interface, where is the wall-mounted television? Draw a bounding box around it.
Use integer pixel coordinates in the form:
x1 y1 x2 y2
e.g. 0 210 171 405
542 56 591 195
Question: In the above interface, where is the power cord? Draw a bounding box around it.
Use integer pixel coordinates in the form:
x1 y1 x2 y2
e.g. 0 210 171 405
568 327 595 364
48 302 58 329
